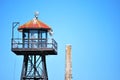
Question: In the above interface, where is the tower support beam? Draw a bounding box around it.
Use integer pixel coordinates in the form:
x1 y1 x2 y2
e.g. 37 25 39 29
20 55 48 80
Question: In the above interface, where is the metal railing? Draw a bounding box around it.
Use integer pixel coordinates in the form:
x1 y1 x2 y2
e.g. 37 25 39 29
11 38 57 51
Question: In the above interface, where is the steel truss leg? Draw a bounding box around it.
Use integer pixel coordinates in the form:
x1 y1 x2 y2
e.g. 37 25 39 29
20 55 48 80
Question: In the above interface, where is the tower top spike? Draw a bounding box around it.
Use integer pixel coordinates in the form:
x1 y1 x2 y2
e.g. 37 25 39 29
34 11 39 19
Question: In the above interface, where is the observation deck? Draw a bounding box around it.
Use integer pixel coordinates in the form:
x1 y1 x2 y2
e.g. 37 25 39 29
11 38 57 55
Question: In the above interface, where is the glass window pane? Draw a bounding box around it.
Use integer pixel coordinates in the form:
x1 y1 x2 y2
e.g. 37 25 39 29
29 30 38 48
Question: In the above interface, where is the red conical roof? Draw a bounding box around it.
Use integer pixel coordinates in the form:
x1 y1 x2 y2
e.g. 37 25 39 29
18 18 51 31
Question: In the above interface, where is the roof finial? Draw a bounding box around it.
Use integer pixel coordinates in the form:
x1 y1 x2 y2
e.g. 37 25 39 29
34 11 39 19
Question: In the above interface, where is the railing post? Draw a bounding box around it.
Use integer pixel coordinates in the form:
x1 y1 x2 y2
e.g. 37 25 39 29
11 38 13 49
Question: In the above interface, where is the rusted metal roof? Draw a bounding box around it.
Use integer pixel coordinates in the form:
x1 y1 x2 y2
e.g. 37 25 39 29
18 18 51 31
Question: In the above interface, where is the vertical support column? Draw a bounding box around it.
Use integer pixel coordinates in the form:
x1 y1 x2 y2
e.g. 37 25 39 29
22 30 24 48
65 45 72 80
34 55 36 79
20 55 28 80
42 55 48 80
45 31 47 48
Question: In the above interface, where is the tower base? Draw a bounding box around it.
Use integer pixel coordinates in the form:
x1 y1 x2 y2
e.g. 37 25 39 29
21 55 48 80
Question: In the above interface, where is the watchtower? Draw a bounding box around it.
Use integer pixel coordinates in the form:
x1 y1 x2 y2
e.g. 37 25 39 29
11 12 57 80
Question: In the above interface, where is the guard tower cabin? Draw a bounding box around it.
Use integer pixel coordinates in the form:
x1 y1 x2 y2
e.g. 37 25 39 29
11 12 57 80
12 13 57 55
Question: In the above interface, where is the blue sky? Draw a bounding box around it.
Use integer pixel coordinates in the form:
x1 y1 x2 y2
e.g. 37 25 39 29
0 0 120 80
